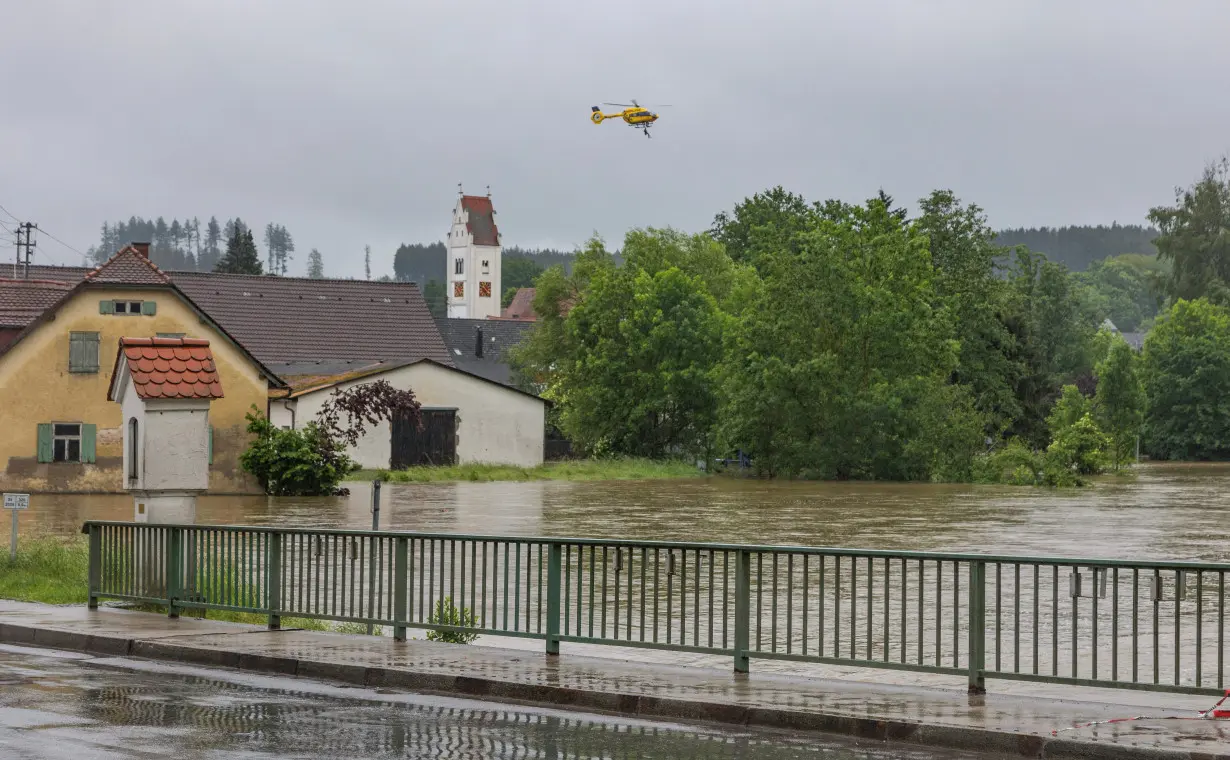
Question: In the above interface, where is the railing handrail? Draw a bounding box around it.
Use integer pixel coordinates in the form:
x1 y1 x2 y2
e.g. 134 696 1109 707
79 520 1230 572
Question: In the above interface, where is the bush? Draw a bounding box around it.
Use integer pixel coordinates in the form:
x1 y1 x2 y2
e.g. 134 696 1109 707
239 408 355 496
425 596 479 644
1045 413 1110 479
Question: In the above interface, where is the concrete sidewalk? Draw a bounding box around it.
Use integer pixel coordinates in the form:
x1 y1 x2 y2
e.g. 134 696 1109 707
1 600 1227 759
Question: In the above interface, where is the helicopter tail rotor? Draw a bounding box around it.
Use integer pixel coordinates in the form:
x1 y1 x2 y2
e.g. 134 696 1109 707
590 106 605 124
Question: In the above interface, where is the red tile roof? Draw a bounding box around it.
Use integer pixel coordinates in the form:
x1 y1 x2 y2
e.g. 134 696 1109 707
461 195 500 246
84 245 171 285
116 337 224 400
499 287 538 320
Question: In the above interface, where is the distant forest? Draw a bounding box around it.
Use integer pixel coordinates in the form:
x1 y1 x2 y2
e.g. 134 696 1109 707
87 216 291 274
87 216 1154 284
993 224 1158 271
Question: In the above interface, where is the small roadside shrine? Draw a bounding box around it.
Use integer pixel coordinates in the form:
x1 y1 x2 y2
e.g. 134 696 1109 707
107 337 223 525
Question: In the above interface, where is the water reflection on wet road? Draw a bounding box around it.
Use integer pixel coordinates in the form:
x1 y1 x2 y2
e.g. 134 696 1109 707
0 646 1003 759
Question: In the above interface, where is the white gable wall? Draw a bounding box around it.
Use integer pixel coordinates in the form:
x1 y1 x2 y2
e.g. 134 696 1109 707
286 362 545 469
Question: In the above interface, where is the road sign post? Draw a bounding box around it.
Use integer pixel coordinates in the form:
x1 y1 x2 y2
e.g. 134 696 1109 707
4 493 30 562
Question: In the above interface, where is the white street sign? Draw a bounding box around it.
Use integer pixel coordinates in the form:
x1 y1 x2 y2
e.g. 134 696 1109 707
4 493 29 510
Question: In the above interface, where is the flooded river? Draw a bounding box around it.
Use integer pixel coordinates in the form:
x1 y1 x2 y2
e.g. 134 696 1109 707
8 462 1229 561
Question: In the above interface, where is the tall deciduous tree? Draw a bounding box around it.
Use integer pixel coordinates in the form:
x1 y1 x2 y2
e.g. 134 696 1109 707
1094 337 1145 468
1140 298 1230 460
1148 157 1230 305
717 195 983 480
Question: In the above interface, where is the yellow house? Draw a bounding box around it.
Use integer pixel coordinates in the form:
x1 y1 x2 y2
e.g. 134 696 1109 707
0 244 283 494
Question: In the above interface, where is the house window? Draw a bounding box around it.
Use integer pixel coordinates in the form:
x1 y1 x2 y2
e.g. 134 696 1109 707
68 331 100 373
128 418 139 482
481 259 490 274
53 423 82 463
453 281 464 298
113 300 142 314
454 258 464 275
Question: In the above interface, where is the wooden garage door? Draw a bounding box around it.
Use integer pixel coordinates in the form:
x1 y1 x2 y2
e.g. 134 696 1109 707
390 408 457 468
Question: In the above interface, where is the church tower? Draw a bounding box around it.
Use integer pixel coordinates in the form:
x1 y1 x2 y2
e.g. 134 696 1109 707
447 188 502 319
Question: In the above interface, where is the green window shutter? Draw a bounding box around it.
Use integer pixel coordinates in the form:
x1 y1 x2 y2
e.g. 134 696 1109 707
141 300 157 316
99 300 115 315
81 424 97 464
69 332 100 373
36 423 53 463
208 426 214 465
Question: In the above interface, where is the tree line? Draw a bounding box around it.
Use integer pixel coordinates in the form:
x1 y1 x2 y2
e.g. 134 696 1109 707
508 156 1230 482
993 224 1158 272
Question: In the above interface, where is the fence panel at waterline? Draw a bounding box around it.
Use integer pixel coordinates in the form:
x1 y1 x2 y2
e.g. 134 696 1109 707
82 522 1230 696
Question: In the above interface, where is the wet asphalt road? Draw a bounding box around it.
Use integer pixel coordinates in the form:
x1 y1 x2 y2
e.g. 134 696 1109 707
0 645 1008 759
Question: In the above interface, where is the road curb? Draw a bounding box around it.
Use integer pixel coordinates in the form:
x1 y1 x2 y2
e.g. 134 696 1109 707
2 622 1226 760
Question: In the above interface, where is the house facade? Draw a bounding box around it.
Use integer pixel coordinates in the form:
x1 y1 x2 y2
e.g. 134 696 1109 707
447 194 502 320
0 245 281 494
270 358 547 469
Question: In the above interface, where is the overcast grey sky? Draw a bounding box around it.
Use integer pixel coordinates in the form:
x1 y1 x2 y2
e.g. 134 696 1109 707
2 0 1228 278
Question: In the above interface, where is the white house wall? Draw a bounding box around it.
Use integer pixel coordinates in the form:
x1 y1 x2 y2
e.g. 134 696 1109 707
288 362 545 470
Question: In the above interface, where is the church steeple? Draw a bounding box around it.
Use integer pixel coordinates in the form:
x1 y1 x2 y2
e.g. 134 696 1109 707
446 189 502 320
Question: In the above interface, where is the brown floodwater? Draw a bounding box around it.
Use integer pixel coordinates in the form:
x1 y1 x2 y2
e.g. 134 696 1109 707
7 462 1229 562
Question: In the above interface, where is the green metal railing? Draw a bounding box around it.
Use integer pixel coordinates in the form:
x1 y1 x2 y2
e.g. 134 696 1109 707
83 521 1230 696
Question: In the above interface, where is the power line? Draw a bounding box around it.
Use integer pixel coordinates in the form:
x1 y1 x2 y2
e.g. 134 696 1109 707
0 203 19 224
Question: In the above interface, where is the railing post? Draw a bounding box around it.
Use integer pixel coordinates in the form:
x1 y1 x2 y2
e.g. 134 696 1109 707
967 559 986 694
393 537 408 642
165 527 182 619
546 543 562 656
87 524 101 610
267 532 282 630
734 549 751 673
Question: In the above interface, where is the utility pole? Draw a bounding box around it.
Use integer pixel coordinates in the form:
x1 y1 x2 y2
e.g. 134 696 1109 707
14 222 37 279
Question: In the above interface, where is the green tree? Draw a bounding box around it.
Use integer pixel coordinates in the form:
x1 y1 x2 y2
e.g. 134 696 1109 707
710 185 813 272
1148 157 1230 305
1001 249 1104 447
1077 253 1168 332
214 227 263 275
422 280 446 319
717 195 983 480
364 244 372 280
544 231 730 458
915 190 1021 437
1046 384 1092 436
1094 337 1145 468
503 256 544 292
307 248 324 278
1140 298 1230 460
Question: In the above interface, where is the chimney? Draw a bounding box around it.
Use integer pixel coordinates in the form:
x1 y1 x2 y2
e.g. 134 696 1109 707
474 326 484 358
131 242 151 259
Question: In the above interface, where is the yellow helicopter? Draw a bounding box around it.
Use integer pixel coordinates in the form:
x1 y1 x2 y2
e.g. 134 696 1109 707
590 100 671 138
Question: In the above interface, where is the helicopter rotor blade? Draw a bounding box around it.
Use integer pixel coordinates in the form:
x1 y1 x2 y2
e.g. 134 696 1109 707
603 102 635 107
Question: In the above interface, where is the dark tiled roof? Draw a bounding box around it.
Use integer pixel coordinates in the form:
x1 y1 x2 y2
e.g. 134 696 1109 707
85 246 171 285
499 287 538 320
461 195 499 246
434 316 533 386
19 264 88 282
0 279 72 327
172 271 453 366
10 263 451 369
114 337 223 400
